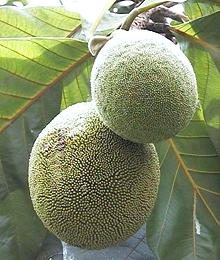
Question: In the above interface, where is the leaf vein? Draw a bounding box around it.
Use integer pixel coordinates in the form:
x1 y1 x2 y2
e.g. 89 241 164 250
0 19 34 36
0 66 45 85
179 152 218 157
0 51 91 133
155 163 180 250
176 135 209 139
44 8 81 21
159 144 170 168
197 189 220 227
29 39 77 61
0 43 63 73
28 14 73 33
189 169 220 174
198 186 220 196
0 91 30 99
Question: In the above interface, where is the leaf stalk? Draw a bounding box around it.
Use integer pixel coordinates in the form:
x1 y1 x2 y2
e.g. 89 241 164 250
120 1 169 31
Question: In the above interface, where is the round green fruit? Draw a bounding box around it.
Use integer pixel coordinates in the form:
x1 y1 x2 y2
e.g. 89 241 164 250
29 102 160 249
91 30 198 143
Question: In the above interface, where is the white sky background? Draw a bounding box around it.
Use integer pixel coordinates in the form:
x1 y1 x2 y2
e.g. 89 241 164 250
27 0 107 22
28 0 83 8
0 0 63 5
28 0 61 6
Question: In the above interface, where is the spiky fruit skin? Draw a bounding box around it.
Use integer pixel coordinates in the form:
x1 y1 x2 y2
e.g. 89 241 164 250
29 102 160 250
91 30 198 144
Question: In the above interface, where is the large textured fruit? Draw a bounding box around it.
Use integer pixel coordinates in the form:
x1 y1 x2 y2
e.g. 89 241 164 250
91 29 198 143
29 102 160 249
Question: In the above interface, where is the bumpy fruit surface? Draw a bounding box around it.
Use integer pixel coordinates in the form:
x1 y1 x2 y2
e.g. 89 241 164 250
91 30 198 143
29 102 160 249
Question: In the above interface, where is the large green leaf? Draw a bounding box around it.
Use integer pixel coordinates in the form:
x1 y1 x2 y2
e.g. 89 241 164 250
148 7 220 259
0 38 91 132
0 6 81 37
0 83 63 260
147 109 220 259
0 37 92 258
0 5 93 259
171 11 220 52
170 11 220 153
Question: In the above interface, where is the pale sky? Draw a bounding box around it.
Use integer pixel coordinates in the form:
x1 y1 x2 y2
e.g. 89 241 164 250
28 0 61 6
27 0 83 12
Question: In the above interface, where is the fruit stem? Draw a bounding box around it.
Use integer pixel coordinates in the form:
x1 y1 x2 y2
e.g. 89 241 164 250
120 1 170 31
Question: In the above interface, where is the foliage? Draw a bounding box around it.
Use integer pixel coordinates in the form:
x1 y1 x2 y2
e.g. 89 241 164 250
0 0 219 259
147 4 220 259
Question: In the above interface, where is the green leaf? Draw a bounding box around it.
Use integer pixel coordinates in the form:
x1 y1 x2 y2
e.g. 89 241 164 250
0 5 92 259
170 11 220 153
149 8 220 258
183 0 220 20
0 6 81 37
0 37 91 133
61 58 93 110
147 109 220 259
171 11 220 51
0 83 63 260
0 189 46 260
0 36 91 258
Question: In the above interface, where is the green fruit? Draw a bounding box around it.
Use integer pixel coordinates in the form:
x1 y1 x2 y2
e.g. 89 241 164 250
91 29 198 143
29 102 160 249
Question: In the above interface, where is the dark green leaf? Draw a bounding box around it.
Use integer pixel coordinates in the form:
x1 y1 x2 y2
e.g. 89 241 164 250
0 84 63 260
171 11 220 50
149 8 220 258
170 11 220 153
147 109 220 259
0 189 46 260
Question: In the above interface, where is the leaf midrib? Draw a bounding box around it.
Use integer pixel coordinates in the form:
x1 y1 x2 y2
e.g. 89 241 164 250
168 139 220 228
170 27 220 56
